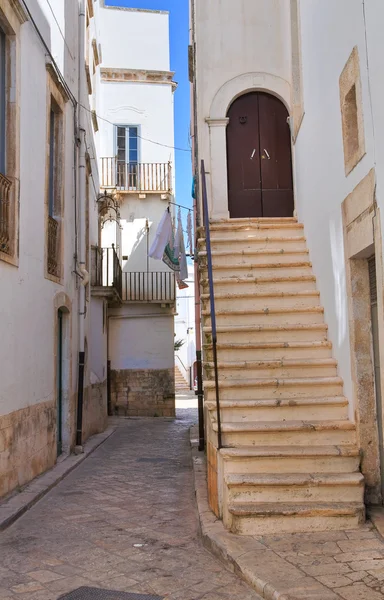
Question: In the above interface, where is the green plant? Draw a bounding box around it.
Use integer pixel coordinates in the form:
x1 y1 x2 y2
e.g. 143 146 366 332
174 338 185 352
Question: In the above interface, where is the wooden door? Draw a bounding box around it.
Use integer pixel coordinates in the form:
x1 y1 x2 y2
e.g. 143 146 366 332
226 92 294 218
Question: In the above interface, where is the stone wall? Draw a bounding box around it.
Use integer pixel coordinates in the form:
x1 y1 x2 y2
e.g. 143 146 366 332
0 400 56 498
110 367 175 417
82 382 108 442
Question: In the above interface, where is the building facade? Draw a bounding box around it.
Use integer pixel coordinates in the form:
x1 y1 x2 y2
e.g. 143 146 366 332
92 3 177 418
191 0 384 535
0 0 106 499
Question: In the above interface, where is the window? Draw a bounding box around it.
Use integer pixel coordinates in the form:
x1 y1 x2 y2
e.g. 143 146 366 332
46 90 64 281
116 126 138 189
339 47 365 175
0 26 6 175
0 0 26 266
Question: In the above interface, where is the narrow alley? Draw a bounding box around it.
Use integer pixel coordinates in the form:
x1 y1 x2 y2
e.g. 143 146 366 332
0 400 261 600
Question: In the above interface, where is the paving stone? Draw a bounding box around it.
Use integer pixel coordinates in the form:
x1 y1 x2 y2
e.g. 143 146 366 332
337 583 384 599
348 559 384 572
316 574 352 588
335 550 384 563
27 569 65 583
11 581 44 594
337 539 384 553
301 563 352 577
0 402 262 600
346 572 368 582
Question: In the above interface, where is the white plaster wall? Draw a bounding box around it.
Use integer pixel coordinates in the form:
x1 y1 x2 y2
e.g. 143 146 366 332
0 1 100 419
99 5 170 72
99 82 175 167
293 0 378 417
364 0 384 219
109 305 174 371
175 266 196 383
89 299 107 384
193 0 291 216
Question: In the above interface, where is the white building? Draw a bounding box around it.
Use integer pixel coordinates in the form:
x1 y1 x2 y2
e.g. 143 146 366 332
0 0 105 499
92 4 177 417
191 0 384 534
175 265 196 388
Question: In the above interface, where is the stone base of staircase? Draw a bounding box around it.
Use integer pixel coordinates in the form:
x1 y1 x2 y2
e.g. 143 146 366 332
191 427 381 600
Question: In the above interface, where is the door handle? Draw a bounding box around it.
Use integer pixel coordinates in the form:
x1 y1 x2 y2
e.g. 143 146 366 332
263 149 271 160
250 149 256 160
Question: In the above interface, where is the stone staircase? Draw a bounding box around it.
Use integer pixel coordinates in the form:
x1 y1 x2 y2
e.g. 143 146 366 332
198 217 364 535
175 365 189 391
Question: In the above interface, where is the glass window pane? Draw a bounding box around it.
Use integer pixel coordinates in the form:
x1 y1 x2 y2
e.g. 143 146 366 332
129 149 138 163
129 127 138 139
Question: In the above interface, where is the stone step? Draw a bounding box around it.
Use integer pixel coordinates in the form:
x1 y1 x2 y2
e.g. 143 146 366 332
206 221 304 238
204 358 338 380
203 323 329 343
198 235 308 252
199 248 310 267
201 290 321 311
211 419 356 447
204 341 333 361
225 502 365 535
225 472 364 504
206 396 349 421
201 274 317 294
203 306 325 327
220 445 361 474
204 376 344 401
200 261 313 279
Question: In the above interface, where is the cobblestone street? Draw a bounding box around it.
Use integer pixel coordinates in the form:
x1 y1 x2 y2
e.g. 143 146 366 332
0 396 261 600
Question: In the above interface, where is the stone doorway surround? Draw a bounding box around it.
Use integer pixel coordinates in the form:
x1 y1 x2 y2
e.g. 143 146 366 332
342 168 384 505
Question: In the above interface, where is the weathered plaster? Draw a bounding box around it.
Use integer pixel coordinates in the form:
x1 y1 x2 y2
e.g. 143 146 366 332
342 169 383 503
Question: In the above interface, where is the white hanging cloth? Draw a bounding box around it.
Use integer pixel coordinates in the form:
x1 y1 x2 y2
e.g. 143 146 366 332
187 211 193 255
174 208 183 260
178 224 188 282
148 209 172 260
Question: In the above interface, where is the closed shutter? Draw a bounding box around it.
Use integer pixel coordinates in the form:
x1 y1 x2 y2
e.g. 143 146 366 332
369 256 377 306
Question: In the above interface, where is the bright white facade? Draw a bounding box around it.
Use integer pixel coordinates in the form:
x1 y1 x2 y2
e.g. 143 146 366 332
191 0 384 531
175 265 196 387
95 4 177 418
0 0 105 498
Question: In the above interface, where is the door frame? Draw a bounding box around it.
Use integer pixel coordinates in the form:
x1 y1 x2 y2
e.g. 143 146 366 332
205 74 294 221
226 91 294 219
54 294 72 457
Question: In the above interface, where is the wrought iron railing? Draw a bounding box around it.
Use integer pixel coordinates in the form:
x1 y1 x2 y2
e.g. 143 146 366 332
201 159 222 449
101 158 172 193
47 215 59 277
122 271 175 302
91 245 122 300
0 173 12 254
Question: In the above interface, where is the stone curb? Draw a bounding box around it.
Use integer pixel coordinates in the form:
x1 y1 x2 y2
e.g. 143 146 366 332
190 427 289 600
0 426 116 531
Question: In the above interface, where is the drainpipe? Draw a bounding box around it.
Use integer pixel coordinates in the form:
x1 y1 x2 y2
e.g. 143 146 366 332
76 0 88 450
190 0 204 451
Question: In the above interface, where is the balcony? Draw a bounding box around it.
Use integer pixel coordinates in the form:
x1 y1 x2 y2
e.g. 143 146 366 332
101 158 172 194
91 247 175 305
91 245 123 302
47 215 59 277
0 172 12 254
123 271 175 303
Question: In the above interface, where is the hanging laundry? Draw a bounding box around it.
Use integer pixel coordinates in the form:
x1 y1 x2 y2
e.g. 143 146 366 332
148 209 172 260
187 210 193 255
173 207 183 260
178 219 188 282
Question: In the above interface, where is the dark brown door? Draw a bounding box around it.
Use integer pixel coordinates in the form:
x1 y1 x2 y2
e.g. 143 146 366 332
226 92 294 218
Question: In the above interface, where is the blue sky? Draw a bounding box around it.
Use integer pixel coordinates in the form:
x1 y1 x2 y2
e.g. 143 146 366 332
105 0 192 212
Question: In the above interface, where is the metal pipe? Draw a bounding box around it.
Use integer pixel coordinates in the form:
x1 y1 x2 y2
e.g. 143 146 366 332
76 0 87 450
201 160 222 449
